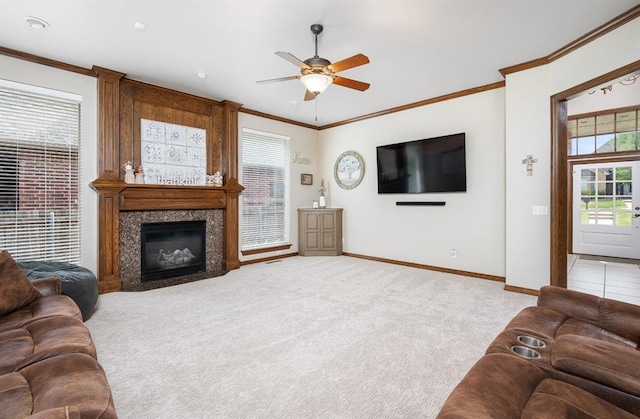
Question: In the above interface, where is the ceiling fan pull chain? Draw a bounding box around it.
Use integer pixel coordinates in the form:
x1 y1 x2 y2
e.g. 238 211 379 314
315 95 318 122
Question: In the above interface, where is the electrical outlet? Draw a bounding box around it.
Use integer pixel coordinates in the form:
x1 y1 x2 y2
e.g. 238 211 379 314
451 249 457 258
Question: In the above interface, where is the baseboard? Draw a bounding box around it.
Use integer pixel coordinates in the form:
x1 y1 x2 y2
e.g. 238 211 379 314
342 252 505 283
503 284 540 296
240 252 298 266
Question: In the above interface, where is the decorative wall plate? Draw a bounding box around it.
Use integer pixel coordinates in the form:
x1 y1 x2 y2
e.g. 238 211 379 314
334 150 365 190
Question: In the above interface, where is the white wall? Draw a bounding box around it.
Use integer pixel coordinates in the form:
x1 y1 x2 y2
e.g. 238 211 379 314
505 16 640 290
0 55 98 274
568 75 640 115
238 112 319 262
319 88 507 277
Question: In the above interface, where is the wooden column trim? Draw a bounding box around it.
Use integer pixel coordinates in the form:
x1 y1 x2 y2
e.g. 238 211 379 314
93 66 125 179
90 179 126 293
221 100 244 271
550 96 568 288
221 100 242 180
223 178 245 270
92 67 125 293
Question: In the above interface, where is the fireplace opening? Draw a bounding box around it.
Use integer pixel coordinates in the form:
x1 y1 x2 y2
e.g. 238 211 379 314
140 220 206 282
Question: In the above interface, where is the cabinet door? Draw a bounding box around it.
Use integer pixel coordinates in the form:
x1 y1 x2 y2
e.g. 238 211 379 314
320 212 336 251
304 212 320 251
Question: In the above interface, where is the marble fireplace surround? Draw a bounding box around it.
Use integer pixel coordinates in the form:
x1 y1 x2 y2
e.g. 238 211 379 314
120 209 224 291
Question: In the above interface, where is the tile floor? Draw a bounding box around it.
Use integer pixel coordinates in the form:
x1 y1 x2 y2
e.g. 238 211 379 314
568 254 640 306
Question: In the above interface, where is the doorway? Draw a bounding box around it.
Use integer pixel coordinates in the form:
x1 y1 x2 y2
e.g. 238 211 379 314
572 161 640 258
551 59 640 288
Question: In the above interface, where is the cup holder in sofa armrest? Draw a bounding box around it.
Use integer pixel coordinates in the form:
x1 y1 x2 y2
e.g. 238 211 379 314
511 345 541 359
517 335 546 348
551 334 640 397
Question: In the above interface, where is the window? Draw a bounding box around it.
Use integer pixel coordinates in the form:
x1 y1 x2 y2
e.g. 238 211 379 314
0 80 81 263
579 166 632 226
240 128 290 252
568 107 639 156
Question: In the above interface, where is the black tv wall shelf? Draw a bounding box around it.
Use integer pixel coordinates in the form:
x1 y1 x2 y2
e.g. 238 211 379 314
396 201 446 206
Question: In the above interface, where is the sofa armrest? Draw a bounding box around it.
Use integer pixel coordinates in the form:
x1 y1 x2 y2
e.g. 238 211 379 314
437 353 547 418
551 334 640 397
538 286 640 345
30 277 62 297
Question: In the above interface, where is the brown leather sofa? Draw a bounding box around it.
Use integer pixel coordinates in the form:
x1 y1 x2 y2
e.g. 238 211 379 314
438 286 640 418
0 250 116 418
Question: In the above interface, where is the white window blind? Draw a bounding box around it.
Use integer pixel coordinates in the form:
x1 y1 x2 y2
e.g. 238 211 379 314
241 128 290 251
0 80 81 264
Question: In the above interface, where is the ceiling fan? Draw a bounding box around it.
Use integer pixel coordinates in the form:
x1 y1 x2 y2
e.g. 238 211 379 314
257 24 370 101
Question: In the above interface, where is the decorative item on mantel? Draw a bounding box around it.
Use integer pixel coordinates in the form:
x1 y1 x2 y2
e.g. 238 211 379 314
135 166 145 184
206 171 224 187
319 179 327 209
123 161 135 184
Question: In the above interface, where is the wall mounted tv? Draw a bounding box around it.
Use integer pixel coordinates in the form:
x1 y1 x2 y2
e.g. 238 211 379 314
376 133 466 193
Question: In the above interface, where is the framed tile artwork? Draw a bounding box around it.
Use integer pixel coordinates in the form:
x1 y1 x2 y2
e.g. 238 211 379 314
141 119 207 185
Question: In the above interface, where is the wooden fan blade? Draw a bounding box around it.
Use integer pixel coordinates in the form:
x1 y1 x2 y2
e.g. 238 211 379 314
327 54 369 73
304 90 317 101
333 76 370 92
256 75 299 84
275 52 310 69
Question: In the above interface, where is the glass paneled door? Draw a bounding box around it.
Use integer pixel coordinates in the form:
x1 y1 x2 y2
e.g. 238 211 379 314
572 161 640 258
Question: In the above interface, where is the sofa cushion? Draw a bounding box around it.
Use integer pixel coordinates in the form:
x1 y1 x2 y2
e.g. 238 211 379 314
552 334 640 398
0 372 32 419
27 406 81 419
522 378 638 419
0 250 41 317
538 285 640 345
0 315 96 375
0 294 82 334
556 318 636 348
20 353 116 418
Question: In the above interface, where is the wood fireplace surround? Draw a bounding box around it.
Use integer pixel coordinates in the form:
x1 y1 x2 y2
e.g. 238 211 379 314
90 67 244 293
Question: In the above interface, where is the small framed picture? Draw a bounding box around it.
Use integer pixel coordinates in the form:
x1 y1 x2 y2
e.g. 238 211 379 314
301 173 313 185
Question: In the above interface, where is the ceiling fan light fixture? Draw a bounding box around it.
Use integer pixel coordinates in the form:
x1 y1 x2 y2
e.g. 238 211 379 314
300 73 333 94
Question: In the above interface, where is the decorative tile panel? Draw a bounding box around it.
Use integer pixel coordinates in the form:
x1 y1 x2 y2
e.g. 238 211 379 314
140 119 207 185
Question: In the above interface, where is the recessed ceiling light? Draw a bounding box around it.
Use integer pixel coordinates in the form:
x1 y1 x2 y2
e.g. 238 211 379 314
195 71 208 79
134 21 146 31
24 16 49 29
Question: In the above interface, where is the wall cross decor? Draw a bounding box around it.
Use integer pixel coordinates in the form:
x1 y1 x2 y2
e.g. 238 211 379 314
522 154 538 176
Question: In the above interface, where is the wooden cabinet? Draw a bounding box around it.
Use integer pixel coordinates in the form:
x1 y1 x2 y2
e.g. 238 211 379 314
298 208 343 256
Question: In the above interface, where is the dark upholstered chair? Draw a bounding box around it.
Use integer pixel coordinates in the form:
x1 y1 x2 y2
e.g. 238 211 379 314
18 261 98 321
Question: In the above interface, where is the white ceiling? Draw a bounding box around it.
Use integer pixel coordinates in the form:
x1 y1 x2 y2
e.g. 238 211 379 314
1 1 638 127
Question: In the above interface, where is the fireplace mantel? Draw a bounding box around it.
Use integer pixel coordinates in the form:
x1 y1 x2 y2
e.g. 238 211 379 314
91 178 244 293
91 179 243 211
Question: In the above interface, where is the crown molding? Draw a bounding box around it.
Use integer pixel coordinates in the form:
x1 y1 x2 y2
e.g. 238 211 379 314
319 81 505 130
239 107 318 130
500 4 640 77
0 45 94 77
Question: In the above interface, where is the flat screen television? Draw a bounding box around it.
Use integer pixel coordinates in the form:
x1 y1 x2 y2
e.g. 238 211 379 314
376 133 466 193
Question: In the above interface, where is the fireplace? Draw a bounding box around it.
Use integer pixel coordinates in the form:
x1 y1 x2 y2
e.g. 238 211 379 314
140 220 206 282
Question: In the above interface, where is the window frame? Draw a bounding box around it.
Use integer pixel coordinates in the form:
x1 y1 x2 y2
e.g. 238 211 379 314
568 105 639 157
239 127 291 255
0 79 82 264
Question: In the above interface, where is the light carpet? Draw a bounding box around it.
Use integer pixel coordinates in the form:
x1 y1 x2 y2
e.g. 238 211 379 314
86 256 536 418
